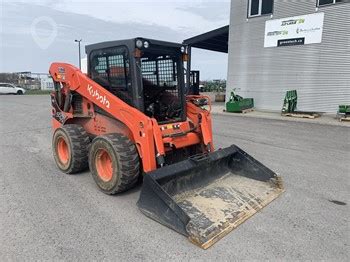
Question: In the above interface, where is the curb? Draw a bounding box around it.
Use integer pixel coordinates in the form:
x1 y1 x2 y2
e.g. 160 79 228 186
210 106 350 128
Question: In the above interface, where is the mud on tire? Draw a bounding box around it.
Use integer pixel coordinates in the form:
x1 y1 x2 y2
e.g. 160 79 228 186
89 133 140 194
52 124 90 174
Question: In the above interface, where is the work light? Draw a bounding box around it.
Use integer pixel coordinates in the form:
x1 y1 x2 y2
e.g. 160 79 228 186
136 39 143 48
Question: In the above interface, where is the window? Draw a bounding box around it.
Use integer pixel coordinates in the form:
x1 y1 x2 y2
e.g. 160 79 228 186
248 0 274 17
318 0 347 6
1 84 13 88
140 54 182 122
141 56 178 88
90 46 132 104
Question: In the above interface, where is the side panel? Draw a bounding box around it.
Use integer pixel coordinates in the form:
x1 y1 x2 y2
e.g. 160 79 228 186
67 113 133 140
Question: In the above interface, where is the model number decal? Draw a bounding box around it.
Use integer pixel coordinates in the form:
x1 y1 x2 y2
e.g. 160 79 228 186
87 84 110 109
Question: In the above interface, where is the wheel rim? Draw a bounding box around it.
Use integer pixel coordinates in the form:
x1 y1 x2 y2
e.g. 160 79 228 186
57 136 69 165
95 149 113 182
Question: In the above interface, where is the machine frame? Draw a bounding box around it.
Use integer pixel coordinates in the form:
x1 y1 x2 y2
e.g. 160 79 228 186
50 38 213 173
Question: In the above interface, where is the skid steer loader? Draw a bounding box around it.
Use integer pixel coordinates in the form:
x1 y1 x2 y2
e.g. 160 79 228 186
49 38 284 249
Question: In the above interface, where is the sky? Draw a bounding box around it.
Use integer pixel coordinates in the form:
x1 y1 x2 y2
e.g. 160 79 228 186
0 0 230 80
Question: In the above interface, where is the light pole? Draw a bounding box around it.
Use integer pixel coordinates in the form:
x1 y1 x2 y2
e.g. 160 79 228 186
75 39 82 69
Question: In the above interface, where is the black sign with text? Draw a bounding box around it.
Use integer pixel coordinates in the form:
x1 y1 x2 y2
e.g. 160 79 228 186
277 37 305 47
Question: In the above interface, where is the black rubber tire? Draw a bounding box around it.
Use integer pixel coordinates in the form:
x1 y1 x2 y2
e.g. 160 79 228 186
52 124 90 174
17 90 23 95
89 134 140 194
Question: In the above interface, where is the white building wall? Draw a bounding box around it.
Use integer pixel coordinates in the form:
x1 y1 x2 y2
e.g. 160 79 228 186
227 0 350 112
81 57 87 74
41 78 54 90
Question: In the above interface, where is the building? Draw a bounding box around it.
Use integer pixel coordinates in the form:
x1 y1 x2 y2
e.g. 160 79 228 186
227 0 350 112
17 72 41 89
17 72 52 90
40 77 54 90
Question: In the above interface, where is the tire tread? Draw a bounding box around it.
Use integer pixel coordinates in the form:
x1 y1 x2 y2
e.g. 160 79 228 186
61 124 90 173
90 133 140 194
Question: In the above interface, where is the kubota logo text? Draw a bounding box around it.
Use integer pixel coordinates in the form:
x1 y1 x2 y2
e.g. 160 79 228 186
87 84 110 108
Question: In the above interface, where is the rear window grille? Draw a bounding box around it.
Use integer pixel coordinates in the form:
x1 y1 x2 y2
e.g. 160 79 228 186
95 57 107 77
158 59 176 87
141 60 157 85
108 54 128 94
141 57 177 88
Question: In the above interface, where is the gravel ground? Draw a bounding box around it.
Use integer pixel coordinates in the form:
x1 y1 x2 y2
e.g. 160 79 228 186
0 95 349 261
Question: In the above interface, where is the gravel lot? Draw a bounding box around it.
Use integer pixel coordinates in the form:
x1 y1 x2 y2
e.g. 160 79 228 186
0 95 349 261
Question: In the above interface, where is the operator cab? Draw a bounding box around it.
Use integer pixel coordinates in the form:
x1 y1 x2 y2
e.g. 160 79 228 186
86 38 188 124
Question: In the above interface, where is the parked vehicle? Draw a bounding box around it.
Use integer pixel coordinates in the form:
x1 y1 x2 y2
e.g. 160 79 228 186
0 83 26 95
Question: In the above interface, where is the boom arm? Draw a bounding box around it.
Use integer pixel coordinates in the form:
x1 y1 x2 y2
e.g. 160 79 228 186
49 63 158 171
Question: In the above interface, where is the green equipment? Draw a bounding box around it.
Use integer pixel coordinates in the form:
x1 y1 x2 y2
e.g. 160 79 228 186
338 105 350 114
282 90 297 113
337 105 350 121
281 90 320 119
225 91 254 113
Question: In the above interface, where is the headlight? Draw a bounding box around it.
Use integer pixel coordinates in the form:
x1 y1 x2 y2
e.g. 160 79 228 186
143 41 150 48
181 45 186 53
136 39 143 48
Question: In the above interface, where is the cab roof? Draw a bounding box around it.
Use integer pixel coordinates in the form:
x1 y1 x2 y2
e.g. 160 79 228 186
85 38 183 55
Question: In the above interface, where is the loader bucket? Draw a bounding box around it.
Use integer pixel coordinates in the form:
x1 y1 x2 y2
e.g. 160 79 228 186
137 145 284 249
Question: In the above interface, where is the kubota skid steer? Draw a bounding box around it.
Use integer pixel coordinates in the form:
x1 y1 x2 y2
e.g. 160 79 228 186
49 38 284 249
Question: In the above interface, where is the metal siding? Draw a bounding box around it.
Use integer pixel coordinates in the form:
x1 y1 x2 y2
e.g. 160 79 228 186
227 0 350 112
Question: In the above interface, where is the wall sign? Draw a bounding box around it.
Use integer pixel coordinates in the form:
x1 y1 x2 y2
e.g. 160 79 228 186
264 13 324 48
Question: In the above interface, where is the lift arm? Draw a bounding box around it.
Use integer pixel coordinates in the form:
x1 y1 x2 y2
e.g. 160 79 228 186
49 62 157 171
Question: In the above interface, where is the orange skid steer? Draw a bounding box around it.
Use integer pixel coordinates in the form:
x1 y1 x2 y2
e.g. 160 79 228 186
49 38 284 249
